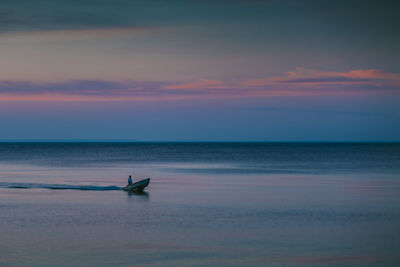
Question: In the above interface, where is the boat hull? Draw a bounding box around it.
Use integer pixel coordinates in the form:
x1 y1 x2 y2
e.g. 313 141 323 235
123 178 150 192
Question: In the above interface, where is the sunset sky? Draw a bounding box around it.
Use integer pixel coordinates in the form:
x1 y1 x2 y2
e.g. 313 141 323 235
1 0 399 141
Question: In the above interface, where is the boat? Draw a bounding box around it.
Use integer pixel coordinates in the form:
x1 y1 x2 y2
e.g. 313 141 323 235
123 178 150 192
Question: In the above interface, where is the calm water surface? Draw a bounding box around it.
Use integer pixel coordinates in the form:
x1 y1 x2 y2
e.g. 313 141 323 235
0 143 400 266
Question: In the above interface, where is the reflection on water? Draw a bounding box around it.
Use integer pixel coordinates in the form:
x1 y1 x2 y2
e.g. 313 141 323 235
127 190 150 201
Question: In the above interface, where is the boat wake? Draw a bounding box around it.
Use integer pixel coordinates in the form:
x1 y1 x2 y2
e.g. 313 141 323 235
0 182 123 191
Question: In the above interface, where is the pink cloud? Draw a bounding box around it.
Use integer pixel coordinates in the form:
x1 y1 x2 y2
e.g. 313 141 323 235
1 67 399 102
165 79 228 89
244 67 400 87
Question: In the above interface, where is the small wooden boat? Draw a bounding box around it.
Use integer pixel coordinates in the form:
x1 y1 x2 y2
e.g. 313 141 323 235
123 178 150 192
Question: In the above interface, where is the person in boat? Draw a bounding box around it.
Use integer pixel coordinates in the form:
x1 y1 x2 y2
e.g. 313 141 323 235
128 175 133 185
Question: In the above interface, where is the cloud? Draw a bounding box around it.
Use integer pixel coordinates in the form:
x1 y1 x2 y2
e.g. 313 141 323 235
1 67 399 102
0 80 173 101
0 0 139 34
0 27 160 41
0 79 233 101
0 0 247 35
286 254 380 265
165 79 228 89
244 67 400 88
0 80 136 95
0 78 251 101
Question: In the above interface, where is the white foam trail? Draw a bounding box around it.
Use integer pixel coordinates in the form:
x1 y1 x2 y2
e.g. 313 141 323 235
0 182 122 191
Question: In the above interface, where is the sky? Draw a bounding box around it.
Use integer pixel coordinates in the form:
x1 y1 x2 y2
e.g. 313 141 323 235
0 0 399 141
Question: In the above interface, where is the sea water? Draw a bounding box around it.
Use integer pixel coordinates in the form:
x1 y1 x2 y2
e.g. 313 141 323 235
0 143 399 266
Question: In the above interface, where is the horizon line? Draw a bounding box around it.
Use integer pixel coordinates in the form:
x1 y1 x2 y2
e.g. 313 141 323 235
0 139 399 144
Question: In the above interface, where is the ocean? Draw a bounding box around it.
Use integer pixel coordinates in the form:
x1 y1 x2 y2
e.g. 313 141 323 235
0 142 399 266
